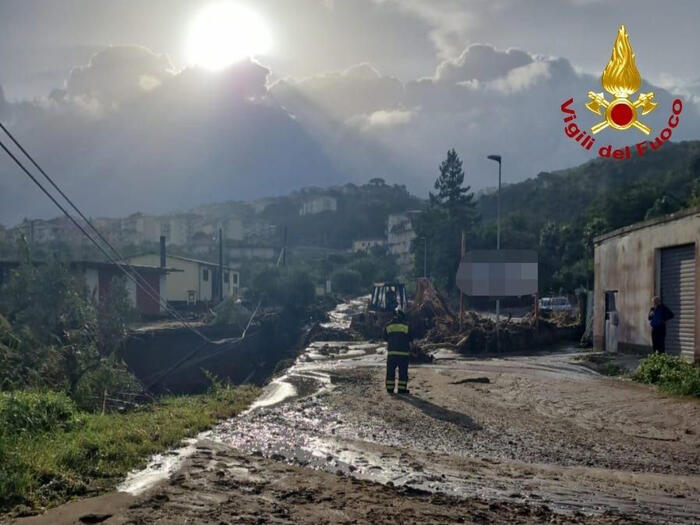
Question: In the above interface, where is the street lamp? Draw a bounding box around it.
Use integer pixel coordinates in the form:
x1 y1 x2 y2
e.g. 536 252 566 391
487 155 502 250
487 154 502 350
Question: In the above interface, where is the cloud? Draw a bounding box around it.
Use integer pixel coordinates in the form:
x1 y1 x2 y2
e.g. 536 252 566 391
0 47 340 224
65 46 175 108
434 44 533 83
272 63 404 119
2 42 699 227
272 43 700 202
374 0 476 59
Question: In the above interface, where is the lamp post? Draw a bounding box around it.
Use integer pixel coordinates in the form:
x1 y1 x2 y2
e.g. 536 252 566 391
487 154 502 350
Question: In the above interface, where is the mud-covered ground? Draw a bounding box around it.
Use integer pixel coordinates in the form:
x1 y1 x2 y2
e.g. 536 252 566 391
14 299 700 524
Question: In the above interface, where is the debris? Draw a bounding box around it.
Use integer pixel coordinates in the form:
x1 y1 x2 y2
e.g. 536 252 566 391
451 377 491 384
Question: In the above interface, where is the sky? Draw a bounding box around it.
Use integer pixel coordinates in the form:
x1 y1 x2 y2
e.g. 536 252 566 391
1 0 700 225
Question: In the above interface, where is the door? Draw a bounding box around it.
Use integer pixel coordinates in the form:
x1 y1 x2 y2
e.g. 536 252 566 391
604 291 618 352
660 244 695 359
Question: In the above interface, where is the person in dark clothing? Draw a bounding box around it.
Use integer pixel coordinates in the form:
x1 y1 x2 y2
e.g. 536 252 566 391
648 296 674 353
384 309 412 394
385 289 398 312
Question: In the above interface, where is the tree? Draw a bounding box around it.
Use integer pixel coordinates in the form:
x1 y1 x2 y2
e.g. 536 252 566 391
96 276 135 357
412 149 478 291
331 269 362 296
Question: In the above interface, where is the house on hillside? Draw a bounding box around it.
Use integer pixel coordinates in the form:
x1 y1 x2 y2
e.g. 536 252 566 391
299 196 337 216
126 253 239 306
0 260 174 317
120 213 161 245
352 238 386 253
594 207 700 362
387 212 419 268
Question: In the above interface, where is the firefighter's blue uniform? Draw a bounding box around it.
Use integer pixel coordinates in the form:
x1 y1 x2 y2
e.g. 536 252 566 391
384 312 412 394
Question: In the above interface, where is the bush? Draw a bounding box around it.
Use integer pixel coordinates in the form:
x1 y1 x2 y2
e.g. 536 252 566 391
212 298 251 329
331 268 362 296
633 353 700 397
0 391 79 436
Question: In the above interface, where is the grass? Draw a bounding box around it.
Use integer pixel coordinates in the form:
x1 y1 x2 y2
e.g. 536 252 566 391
576 352 627 376
633 353 700 397
0 385 259 516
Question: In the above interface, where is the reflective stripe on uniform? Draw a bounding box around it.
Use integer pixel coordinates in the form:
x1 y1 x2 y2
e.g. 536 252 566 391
386 323 409 334
387 351 410 356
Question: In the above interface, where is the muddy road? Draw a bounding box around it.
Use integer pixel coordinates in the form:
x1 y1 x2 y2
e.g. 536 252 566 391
20 298 700 524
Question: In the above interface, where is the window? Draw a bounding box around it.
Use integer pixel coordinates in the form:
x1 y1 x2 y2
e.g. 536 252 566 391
202 268 209 281
233 273 239 286
224 273 229 284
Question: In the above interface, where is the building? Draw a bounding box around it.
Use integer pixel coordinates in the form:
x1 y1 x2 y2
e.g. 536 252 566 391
75 261 172 316
593 207 700 362
0 260 172 316
352 238 386 253
227 246 277 261
127 253 239 305
299 195 338 216
387 212 418 268
160 214 198 246
120 213 161 245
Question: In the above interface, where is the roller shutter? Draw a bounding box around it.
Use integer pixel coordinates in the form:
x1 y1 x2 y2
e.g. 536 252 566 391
660 244 695 359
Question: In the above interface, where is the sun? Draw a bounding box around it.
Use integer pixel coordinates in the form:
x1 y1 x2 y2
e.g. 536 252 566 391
186 2 272 71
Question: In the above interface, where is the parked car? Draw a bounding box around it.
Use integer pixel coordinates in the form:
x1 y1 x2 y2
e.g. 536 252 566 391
539 296 573 313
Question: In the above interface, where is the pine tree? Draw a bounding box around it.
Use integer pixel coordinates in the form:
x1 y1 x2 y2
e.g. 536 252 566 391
430 149 472 210
412 149 479 291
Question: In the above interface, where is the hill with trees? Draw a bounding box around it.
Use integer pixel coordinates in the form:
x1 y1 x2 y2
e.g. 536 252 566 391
469 140 700 293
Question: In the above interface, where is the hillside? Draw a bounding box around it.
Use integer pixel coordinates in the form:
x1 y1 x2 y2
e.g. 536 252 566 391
472 140 700 292
476 140 700 228
258 181 422 249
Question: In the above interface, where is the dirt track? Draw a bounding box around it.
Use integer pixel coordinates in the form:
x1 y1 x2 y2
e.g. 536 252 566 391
14 300 700 524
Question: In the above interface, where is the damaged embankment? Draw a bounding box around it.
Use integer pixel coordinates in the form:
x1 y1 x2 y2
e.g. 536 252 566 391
2 298 333 518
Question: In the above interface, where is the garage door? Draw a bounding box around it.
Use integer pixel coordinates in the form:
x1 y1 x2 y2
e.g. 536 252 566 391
660 244 695 359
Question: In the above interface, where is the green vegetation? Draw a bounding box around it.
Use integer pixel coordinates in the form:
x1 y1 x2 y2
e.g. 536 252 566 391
411 149 478 292
472 141 700 293
633 353 700 397
331 268 362 295
0 385 258 515
0 250 138 411
260 181 421 249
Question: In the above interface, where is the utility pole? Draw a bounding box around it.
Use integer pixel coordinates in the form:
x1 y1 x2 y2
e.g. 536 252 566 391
459 231 466 331
488 155 502 351
218 228 223 302
282 225 288 266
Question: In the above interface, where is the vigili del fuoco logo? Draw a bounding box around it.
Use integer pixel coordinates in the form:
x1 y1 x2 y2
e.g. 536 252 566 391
561 25 683 160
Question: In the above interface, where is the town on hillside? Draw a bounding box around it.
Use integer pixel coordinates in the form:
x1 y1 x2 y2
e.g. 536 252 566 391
2 3 700 524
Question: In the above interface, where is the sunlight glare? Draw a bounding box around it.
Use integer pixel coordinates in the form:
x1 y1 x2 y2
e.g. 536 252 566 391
186 2 272 71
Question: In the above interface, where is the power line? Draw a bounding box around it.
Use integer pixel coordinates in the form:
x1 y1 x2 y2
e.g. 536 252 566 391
0 122 284 390
0 124 213 344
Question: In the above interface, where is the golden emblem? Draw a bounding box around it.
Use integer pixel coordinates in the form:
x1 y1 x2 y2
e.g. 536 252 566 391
585 25 657 134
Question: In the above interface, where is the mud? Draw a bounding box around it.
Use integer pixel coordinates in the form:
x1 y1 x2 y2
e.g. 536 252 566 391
17 298 700 524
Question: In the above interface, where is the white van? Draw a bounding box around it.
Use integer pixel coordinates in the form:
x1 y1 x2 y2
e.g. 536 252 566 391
539 296 573 313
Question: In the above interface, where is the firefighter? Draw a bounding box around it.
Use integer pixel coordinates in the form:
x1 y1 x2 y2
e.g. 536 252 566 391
384 308 412 394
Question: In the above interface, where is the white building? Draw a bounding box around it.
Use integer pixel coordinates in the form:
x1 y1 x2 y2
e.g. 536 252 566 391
352 239 386 253
120 214 161 245
299 196 338 216
127 253 239 305
387 212 418 268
